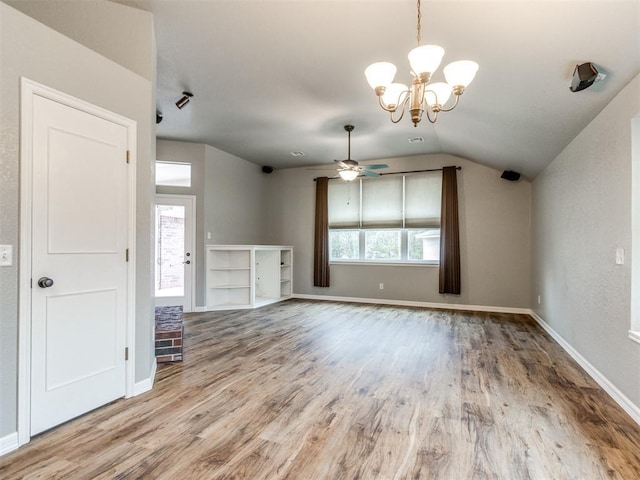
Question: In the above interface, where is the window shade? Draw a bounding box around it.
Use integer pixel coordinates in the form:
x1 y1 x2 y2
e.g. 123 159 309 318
405 172 442 227
328 180 360 228
362 176 403 228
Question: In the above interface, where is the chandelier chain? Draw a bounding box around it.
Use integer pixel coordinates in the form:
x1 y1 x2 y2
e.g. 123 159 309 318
416 0 421 46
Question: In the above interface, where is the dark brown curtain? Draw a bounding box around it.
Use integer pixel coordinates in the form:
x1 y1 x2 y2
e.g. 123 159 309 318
313 177 330 287
439 166 461 294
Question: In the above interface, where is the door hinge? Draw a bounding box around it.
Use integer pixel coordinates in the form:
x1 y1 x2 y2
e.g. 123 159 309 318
126 248 129 262
126 150 130 164
125 347 129 361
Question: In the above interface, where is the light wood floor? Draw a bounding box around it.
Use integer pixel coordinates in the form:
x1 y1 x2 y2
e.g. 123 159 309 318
2 299 640 479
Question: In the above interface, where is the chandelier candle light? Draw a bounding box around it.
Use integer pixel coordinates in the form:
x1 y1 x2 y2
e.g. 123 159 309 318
364 0 478 125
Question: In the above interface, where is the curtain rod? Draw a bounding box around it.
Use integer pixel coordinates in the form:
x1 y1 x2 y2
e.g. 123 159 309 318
314 166 461 181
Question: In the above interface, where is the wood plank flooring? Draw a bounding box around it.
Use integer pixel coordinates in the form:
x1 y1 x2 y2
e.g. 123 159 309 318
2 299 640 479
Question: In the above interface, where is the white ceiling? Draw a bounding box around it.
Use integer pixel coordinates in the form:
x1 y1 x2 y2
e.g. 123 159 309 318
115 0 640 179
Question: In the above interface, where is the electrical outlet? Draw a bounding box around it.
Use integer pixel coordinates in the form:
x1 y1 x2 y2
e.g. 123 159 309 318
616 248 624 265
207 232 211 240
379 283 384 290
0 245 13 266
537 295 541 305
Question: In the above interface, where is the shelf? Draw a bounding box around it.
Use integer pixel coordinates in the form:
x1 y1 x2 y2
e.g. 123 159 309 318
209 285 250 289
208 249 251 269
210 267 250 271
207 289 251 307
206 245 292 310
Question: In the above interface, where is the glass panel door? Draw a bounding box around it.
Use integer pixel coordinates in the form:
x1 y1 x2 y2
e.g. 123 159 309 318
154 195 195 311
155 204 185 298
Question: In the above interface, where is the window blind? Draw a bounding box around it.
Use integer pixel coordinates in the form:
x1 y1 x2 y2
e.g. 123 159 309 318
362 176 403 228
405 172 442 227
328 171 443 229
328 180 360 228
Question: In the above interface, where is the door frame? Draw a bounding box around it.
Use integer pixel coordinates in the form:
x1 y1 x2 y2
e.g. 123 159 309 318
17 78 137 446
154 194 196 312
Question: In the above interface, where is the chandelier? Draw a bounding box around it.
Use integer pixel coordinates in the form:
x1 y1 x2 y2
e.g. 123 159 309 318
364 0 478 126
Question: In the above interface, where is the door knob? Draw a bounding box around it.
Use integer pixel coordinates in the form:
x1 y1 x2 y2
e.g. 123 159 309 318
38 277 54 288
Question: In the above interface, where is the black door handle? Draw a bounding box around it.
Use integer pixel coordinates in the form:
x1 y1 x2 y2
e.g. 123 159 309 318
38 277 54 288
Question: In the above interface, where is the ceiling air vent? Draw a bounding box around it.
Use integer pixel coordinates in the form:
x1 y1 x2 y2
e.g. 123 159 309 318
408 136 424 144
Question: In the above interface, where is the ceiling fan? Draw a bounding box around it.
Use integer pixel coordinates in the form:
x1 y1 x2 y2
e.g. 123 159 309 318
333 125 388 181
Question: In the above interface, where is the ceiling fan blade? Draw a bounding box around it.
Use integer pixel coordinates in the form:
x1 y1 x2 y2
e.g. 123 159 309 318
333 159 348 168
307 167 337 170
363 164 389 170
362 170 380 177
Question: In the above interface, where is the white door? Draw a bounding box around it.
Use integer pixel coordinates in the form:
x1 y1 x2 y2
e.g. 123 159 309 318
30 94 129 435
154 195 195 312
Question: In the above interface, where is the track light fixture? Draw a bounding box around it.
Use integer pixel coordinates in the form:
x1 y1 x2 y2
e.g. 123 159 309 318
175 91 193 109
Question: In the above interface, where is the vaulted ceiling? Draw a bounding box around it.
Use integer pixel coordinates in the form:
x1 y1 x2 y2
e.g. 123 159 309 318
116 0 639 179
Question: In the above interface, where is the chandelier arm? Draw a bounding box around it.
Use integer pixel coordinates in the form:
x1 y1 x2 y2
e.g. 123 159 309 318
377 88 411 113
390 109 405 124
439 94 461 113
378 95 397 113
425 108 438 124
390 94 412 123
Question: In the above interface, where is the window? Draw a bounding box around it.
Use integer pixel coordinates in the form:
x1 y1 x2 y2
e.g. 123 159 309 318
328 172 442 264
156 161 191 187
365 230 401 260
330 229 359 260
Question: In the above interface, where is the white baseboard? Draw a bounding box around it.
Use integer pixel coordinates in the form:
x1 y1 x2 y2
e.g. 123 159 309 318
132 358 157 396
0 432 19 456
529 310 640 426
292 294 530 315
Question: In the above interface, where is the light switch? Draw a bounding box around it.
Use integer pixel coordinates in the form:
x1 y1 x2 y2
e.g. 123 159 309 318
616 248 625 265
0 245 13 266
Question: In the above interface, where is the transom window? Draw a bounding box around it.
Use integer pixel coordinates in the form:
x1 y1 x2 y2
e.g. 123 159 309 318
156 161 191 187
328 172 442 264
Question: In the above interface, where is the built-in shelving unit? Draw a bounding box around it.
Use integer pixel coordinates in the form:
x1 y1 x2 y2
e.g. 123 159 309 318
280 249 292 298
205 245 293 310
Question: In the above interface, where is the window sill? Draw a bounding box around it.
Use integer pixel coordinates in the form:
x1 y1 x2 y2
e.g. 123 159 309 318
330 261 439 267
629 330 640 345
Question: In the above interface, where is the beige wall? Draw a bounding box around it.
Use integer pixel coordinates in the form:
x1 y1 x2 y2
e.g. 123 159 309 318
531 74 640 408
0 2 155 437
204 144 269 247
267 154 532 309
5 0 155 81
156 140 270 307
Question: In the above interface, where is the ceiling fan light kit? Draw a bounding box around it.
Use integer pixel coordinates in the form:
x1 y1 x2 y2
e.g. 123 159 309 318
365 0 478 125
338 169 359 181
335 125 388 181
